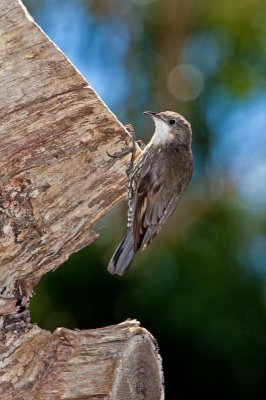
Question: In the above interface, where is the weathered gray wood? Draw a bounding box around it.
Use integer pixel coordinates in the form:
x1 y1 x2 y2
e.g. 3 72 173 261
0 0 131 312
0 1 164 399
1 320 164 400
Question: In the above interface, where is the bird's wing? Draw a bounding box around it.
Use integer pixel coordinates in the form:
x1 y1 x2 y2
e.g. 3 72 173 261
159 157 193 227
133 169 174 251
133 152 193 251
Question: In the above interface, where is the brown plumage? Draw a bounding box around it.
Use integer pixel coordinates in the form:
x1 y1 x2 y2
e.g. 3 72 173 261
108 111 193 275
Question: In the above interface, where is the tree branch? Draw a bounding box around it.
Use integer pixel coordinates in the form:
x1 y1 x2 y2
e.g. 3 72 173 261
0 1 164 398
0 0 131 314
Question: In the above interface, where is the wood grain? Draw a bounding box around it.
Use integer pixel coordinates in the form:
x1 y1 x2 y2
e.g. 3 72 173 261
0 1 164 399
0 320 164 400
0 0 131 313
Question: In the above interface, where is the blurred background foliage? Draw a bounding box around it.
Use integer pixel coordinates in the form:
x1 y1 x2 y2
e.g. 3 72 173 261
24 0 266 398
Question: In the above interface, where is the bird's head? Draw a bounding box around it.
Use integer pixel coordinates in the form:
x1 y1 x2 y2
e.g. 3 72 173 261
143 110 192 147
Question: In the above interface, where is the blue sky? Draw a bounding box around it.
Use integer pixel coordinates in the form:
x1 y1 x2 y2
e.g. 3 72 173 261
26 0 266 208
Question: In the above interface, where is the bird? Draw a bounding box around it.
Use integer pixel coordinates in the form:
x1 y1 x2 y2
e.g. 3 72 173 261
108 111 193 276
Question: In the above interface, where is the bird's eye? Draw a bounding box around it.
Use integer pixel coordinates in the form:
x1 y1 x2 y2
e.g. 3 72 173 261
169 119 175 125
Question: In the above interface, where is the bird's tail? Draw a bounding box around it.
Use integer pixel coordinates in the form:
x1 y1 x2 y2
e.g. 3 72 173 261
108 229 135 276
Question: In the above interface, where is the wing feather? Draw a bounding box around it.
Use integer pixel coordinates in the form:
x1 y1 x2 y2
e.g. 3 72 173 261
129 146 193 251
133 170 173 251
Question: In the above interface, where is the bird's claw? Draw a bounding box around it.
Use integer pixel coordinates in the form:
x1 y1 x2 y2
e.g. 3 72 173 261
106 123 141 178
136 139 145 150
106 148 133 159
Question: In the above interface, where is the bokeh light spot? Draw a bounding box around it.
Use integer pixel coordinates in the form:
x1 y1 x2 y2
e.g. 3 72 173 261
167 64 204 101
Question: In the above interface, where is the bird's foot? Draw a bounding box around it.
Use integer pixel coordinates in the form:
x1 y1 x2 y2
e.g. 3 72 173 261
106 124 136 159
106 123 139 178
136 139 146 151
106 147 133 159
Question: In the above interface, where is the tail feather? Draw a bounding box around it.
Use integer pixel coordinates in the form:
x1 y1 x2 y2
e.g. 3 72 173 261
108 229 135 275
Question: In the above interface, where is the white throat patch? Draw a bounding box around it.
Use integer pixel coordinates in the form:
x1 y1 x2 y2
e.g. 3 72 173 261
150 117 171 146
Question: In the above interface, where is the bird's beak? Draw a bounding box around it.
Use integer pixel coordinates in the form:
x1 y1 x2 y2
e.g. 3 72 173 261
143 111 159 118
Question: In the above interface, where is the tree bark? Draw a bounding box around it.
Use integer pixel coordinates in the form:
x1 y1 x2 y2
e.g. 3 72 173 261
0 1 164 399
1 320 163 400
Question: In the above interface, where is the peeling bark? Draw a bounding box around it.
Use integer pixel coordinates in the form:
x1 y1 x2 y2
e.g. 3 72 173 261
0 1 164 399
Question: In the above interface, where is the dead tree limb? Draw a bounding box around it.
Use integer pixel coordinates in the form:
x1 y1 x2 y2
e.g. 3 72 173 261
0 1 164 399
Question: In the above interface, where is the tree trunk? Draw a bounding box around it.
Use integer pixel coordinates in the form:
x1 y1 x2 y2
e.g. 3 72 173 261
0 1 164 399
